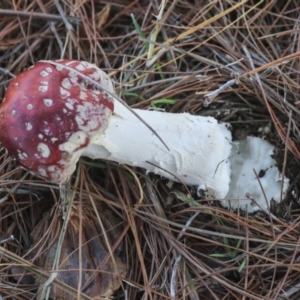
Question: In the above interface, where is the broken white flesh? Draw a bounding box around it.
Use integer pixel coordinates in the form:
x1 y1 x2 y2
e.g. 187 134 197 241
224 136 289 212
84 101 232 199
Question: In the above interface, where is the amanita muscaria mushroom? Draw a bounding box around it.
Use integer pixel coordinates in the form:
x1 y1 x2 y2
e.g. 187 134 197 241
0 59 232 198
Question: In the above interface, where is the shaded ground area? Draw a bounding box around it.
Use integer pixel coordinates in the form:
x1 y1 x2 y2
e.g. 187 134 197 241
1 1 300 299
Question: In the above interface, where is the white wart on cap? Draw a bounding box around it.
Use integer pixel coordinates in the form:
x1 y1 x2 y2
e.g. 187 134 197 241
0 59 115 183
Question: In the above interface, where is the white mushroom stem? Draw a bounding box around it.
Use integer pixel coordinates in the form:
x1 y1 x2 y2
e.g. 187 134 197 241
83 101 232 199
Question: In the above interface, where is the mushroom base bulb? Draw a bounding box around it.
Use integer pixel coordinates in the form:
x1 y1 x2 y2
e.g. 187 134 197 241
223 137 289 212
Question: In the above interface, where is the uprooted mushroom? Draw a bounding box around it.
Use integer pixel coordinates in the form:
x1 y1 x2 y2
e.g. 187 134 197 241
0 59 290 211
0 59 232 198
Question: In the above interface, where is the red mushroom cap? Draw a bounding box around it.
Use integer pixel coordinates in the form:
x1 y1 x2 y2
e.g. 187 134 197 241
0 59 114 183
